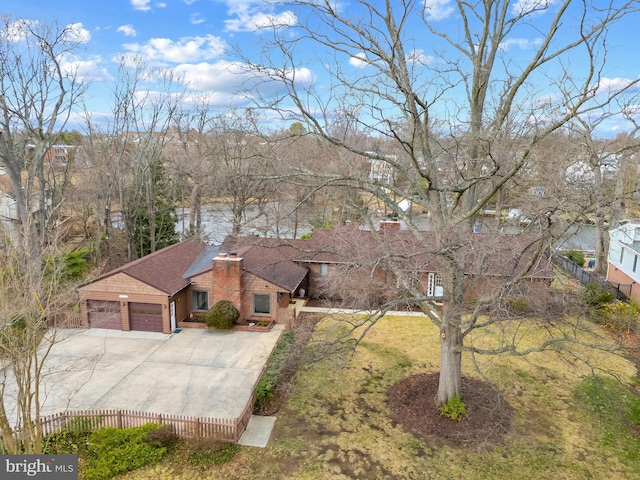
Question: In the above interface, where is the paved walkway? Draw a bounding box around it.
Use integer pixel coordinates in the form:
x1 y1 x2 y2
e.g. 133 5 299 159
299 305 431 316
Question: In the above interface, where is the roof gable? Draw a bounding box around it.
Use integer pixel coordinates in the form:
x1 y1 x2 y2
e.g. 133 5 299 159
80 239 208 295
239 245 309 292
222 226 553 279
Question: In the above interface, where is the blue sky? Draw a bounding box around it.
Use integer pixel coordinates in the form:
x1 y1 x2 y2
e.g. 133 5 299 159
4 0 640 135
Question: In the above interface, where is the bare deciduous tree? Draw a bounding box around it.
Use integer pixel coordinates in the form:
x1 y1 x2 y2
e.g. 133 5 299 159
249 0 640 405
0 16 85 256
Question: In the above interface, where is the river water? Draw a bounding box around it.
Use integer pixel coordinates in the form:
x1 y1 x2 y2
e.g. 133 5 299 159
177 202 597 253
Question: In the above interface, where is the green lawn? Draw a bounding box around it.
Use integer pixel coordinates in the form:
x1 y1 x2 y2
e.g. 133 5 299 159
118 313 640 480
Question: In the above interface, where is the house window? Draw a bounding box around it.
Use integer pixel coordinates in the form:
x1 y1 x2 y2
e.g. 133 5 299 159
191 290 209 311
254 294 271 315
427 273 443 297
320 263 328 276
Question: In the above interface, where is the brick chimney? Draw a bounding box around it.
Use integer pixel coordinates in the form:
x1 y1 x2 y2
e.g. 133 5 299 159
212 252 243 313
379 218 401 234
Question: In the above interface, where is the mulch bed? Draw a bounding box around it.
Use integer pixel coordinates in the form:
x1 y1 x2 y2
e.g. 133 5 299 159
388 373 513 447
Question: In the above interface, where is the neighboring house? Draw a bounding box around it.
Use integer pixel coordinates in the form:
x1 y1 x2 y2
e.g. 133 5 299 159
0 170 20 238
607 223 640 303
223 219 554 308
78 220 554 333
24 143 77 166
0 168 49 244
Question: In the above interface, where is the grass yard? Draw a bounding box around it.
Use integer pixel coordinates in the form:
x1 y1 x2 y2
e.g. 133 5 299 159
119 313 640 480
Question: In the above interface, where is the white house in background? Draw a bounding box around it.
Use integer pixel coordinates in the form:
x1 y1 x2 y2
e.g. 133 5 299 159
0 170 19 241
607 222 640 303
0 168 49 245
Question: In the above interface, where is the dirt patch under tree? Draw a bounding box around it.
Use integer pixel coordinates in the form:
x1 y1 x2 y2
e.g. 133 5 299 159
388 373 513 447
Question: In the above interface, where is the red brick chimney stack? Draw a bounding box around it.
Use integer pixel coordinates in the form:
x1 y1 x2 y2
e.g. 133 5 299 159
379 218 401 234
212 252 243 314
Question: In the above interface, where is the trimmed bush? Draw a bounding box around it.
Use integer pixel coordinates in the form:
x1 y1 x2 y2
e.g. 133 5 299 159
204 300 239 329
255 331 295 411
584 282 616 309
599 301 640 332
84 423 168 480
145 424 179 449
439 395 468 421
562 249 585 268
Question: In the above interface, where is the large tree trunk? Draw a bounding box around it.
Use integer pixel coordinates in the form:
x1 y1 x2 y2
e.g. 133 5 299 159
436 317 463 406
434 239 467 406
594 213 608 276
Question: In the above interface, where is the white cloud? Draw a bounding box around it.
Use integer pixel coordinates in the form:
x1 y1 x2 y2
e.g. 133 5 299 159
423 0 455 21
123 34 226 63
349 52 368 69
131 0 151 11
511 0 557 17
498 37 543 51
64 23 91 44
3 20 90 45
224 6 297 33
407 49 433 66
184 0 198 4
190 13 206 25
173 61 313 102
4 19 37 42
597 77 639 95
60 55 114 82
117 24 137 37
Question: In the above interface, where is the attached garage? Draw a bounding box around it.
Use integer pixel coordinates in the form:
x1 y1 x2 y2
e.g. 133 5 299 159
77 240 211 334
87 300 121 330
128 302 163 333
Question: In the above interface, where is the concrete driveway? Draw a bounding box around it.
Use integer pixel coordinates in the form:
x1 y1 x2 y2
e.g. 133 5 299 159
31 326 283 420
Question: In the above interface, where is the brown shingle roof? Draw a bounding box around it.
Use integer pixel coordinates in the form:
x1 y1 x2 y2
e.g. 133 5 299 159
80 239 208 295
239 245 309 292
222 226 553 279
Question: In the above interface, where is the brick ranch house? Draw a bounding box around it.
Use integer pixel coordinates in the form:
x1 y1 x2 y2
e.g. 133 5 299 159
78 220 554 333
78 238 309 334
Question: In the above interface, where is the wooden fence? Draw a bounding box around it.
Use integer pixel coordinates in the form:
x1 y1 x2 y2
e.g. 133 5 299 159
48 311 84 329
38 394 256 443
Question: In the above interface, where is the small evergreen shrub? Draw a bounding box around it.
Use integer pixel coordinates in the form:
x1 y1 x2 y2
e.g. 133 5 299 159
599 301 640 332
509 297 530 314
204 300 239 329
84 423 168 480
562 250 585 268
145 424 179 448
583 282 616 309
255 331 295 410
627 395 640 426
43 430 91 456
45 247 91 281
439 395 468 421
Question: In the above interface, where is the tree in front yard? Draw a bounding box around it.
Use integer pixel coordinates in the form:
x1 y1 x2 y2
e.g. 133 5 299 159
0 234 74 454
247 0 640 406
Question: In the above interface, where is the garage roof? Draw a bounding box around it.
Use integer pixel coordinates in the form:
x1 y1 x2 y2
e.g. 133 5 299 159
79 239 209 296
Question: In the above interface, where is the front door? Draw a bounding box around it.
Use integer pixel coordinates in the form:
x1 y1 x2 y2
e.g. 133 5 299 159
427 273 444 298
170 301 176 332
